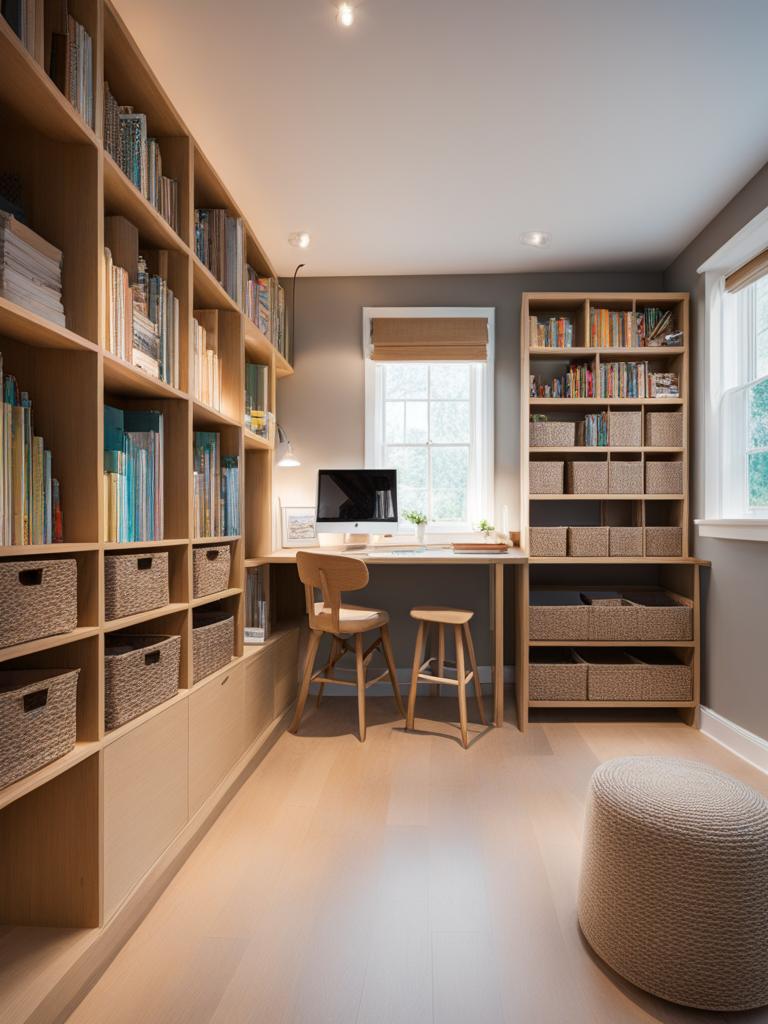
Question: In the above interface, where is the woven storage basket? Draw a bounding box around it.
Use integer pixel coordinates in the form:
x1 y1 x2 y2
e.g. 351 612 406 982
529 652 588 701
629 592 693 641
583 652 647 701
0 668 79 788
645 526 682 557
529 527 568 557
608 411 642 447
529 461 564 495
529 592 591 641
104 551 169 621
566 462 608 495
632 652 693 701
609 527 644 557
645 410 683 448
104 634 180 731
645 461 683 494
568 526 609 557
529 420 576 447
609 461 643 494
583 596 641 641
0 559 77 649
192 610 234 684
193 544 231 598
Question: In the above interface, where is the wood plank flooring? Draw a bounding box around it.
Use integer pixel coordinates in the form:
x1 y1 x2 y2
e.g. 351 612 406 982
66 699 768 1024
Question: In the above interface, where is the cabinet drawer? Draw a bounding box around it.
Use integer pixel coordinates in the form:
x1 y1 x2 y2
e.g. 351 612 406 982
273 630 300 716
188 664 245 815
243 650 274 745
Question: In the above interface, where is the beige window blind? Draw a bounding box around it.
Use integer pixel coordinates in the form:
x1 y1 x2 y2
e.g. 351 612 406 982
370 317 489 362
724 249 768 293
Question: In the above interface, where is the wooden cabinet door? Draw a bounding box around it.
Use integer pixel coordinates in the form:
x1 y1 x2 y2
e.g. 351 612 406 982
188 664 245 816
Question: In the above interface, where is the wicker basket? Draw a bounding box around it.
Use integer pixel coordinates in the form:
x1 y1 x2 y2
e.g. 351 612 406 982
0 559 77 649
529 651 588 701
645 526 682 557
529 592 591 641
530 420 576 447
529 527 568 557
193 544 231 598
609 527 644 557
629 592 693 641
645 461 683 494
581 595 640 641
568 526 609 557
609 461 643 494
529 461 564 495
104 551 169 621
104 634 180 731
566 461 608 495
608 411 642 447
192 610 234 684
0 668 79 788
583 652 647 701
645 410 683 448
631 651 693 701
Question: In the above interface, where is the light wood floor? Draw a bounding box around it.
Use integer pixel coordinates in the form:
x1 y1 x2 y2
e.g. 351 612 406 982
66 699 768 1024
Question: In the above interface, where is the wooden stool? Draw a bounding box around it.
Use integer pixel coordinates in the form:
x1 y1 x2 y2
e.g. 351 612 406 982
290 551 405 742
406 607 487 748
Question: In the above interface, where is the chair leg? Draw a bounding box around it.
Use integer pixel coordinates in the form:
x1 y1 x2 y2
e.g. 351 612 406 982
380 624 406 719
317 636 342 708
433 623 445 698
406 621 426 731
463 622 487 726
355 632 367 742
454 625 469 749
290 629 322 734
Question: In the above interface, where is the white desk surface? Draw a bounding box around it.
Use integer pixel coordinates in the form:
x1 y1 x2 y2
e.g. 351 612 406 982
264 546 528 566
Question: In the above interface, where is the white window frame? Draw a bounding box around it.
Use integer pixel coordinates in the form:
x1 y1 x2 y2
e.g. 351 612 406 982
363 306 495 536
697 204 768 541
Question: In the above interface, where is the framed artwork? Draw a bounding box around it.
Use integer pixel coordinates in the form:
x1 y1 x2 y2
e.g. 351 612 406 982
281 506 318 548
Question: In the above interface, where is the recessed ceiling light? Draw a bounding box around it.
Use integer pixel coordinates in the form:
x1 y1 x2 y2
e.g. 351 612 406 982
521 231 551 248
337 3 354 26
289 231 311 249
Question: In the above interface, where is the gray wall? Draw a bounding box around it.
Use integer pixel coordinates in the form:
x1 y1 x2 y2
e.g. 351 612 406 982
664 161 768 740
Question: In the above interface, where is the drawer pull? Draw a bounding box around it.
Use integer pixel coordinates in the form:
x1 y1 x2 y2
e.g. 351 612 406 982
23 689 48 712
18 568 43 586
220 674 230 686
137 557 153 571
206 550 220 561
145 650 161 666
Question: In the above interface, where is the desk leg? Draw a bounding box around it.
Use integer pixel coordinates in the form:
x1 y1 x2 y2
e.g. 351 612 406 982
490 563 504 727
515 564 529 733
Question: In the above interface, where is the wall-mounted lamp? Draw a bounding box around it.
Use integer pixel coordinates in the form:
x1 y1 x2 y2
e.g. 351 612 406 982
276 425 301 468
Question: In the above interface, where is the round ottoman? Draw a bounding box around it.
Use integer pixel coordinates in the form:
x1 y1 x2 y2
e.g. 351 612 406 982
578 756 768 1011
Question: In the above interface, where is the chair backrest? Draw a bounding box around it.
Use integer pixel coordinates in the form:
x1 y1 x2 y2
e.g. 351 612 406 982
296 551 369 633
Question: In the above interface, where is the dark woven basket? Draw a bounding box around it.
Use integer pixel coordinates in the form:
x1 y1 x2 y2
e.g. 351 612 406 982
529 461 564 495
529 592 591 641
608 461 643 494
192 610 234 684
645 526 682 557
530 421 575 447
645 461 683 494
0 559 77 649
568 527 609 557
567 462 608 495
192 544 231 598
609 527 644 557
529 527 568 557
645 410 683 448
104 634 180 731
608 411 642 447
104 551 169 621
529 652 588 700
0 668 79 788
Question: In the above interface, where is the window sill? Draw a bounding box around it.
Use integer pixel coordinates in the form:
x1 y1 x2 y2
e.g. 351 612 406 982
695 519 768 542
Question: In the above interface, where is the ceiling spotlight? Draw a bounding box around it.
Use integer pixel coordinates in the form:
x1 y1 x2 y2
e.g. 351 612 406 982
337 2 354 26
289 231 311 249
521 230 551 248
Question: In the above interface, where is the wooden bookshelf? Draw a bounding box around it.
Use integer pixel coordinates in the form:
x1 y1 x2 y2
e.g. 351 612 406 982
518 292 703 730
0 4 301 1018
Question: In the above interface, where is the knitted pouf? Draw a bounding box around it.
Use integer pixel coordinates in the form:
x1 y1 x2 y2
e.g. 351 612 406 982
578 756 768 1011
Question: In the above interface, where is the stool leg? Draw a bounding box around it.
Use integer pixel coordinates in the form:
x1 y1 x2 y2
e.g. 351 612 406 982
406 621 426 731
317 635 341 708
355 632 367 742
463 622 487 726
434 623 445 698
454 625 469 749
380 624 406 719
290 629 322 734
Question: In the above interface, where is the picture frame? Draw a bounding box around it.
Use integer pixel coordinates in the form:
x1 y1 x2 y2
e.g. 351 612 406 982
281 506 319 548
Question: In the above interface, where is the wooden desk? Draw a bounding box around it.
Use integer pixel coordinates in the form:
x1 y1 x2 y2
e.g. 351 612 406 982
264 547 528 729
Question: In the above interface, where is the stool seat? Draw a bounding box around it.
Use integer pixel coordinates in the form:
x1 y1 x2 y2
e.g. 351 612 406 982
313 602 389 634
410 606 474 625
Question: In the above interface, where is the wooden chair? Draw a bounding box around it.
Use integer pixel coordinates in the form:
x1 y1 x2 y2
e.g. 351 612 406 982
406 607 487 748
290 551 405 742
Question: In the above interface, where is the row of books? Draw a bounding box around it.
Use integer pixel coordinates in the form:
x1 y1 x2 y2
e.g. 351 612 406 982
245 268 287 357
530 365 595 399
579 412 609 447
47 3 93 129
0 212 65 327
193 431 239 539
103 83 180 232
0 354 63 545
244 362 269 434
244 565 269 644
640 307 681 345
104 406 164 543
600 362 680 399
589 307 682 348
2 0 41 59
195 210 244 308
192 316 222 411
529 315 574 348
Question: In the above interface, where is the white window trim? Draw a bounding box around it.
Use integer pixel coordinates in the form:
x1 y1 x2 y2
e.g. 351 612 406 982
696 205 768 542
362 306 495 538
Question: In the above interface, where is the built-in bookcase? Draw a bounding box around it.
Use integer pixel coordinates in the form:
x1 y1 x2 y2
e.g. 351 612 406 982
0 5 300 1016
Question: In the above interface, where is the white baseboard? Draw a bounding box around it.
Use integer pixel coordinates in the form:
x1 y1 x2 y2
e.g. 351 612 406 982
699 706 768 775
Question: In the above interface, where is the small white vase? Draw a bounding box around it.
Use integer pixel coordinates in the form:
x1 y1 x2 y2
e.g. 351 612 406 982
415 523 426 545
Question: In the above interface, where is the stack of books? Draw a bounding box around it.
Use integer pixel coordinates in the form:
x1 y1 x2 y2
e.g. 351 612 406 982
578 412 609 447
244 362 269 435
0 354 63 545
590 308 638 348
193 431 239 538
529 315 573 348
103 405 164 543
0 213 65 327
648 371 680 397
195 210 244 307
637 308 681 346
2 0 42 59
530 364 595 399
192 317 222 411
47 3 94 128
244 565 269 644
103 84 180 232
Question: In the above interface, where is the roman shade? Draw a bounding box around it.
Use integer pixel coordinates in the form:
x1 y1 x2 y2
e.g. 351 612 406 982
370 317 489 361
724 248 768 293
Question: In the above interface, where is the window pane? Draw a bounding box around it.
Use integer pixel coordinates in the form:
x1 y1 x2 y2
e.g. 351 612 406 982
757 277 768 377
384 363 428 400
399 488 428 519
386 445 427 492
748 451 768 508
749 378 768 449
431 446 469 522
430 401 470 444
404 401 428 443
430 363 470 400
384 401 404 444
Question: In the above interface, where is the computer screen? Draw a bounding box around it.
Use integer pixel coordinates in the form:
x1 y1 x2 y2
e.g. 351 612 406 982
316 469 398 533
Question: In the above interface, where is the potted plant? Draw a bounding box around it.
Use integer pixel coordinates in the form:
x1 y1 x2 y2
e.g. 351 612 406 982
478 519 495 542
404 510 428 545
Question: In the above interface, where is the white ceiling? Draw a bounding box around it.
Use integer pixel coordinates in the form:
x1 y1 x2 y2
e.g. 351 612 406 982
114 0 768 277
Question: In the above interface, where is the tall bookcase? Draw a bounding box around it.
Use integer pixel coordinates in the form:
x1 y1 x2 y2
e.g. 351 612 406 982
517 292 706 731
0 5 300 1018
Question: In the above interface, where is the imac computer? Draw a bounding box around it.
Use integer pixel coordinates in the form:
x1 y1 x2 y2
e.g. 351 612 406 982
316 469 398 536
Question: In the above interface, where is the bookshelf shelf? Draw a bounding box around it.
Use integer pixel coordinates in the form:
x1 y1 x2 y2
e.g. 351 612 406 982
103 539 189 550
192 535 241 545
103 153 188 253
102 351 189 401
0 741 100 813
529 700 697 710
529 446 684 454
529 556 706 565
192 400 241 431
100 688 189 748
0 627 101 666
0 297 98 353
274 349 294 378
0 542 99 556
531 494 684 501
103 602 189 634
244 320 276 362
190 587 242 608
192 254 240 313
244 429 273 452
529 639 696 648
529 346 685 359
530 397 684 406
